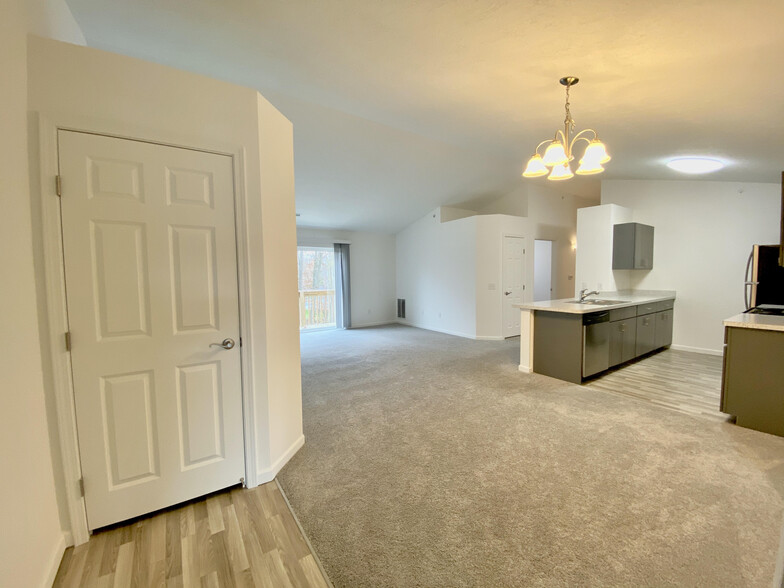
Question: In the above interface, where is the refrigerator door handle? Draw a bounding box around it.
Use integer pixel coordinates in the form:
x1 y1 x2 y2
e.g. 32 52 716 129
744 248 754 310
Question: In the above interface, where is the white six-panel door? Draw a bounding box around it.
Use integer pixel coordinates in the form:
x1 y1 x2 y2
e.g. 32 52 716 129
502 236 526 338
58 131 245 529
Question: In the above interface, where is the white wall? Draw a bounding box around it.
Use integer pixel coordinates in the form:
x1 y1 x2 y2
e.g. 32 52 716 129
297 227 397 327
526 186 585 299
533 240 553 301
475 214 528 339
601 180 781 353
480 184 586 300
1 2 84 586
575 204 634 295
396 209 477 338
27 37 302 529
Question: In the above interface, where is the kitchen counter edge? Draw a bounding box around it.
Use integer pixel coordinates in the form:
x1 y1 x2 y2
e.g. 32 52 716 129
513 291 677 315
723 313 784 333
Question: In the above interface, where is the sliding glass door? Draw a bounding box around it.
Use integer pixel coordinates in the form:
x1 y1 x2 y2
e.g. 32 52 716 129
297 247 336 330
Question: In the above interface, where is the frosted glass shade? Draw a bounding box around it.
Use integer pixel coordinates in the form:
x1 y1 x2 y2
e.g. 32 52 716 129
547 163 574 181
576 158 605 175
542 141 568 167
582 140 611 164
522 154 548 177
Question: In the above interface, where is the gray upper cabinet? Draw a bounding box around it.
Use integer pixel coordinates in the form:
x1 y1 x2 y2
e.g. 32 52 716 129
613 223 654 270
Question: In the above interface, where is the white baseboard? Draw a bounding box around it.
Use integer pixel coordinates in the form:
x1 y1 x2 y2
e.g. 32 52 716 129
476 335 505 341
349 320 396 329
257 434 305 485
395 321 476 340
43 532 68 587
518 365 532 373
671 344 723 356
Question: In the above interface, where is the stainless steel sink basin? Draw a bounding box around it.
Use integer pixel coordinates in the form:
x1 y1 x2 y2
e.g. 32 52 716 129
567 299 630 306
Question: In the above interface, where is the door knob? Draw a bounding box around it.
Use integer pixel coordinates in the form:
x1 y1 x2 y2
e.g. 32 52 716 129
210 338 235 350
504 291 512 296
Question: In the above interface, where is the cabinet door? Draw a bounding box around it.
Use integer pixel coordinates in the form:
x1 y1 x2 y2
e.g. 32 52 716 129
636 314 656 356
654 310 674 349
609 322 624 367
621 319 638 363
634 224 654 269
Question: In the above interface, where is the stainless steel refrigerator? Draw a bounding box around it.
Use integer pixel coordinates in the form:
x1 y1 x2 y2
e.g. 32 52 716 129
745 244 784 311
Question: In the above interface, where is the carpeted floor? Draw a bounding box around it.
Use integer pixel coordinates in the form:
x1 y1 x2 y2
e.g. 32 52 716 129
278 324 784 587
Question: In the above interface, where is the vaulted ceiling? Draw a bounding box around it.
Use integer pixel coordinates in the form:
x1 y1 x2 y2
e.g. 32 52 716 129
65 0 784 232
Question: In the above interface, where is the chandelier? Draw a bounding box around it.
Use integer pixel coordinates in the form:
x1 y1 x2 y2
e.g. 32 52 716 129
522 76 610 181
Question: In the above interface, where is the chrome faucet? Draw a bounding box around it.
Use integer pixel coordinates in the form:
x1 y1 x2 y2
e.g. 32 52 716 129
579 288 600 302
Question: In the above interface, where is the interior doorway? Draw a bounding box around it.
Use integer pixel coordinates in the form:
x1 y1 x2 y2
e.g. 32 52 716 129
534 240 553 302
297 247 337 330
502 235 526 338
58 130 246 530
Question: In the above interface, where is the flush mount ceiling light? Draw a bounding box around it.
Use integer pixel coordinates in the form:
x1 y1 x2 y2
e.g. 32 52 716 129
523 76 610 181
666 157 725 174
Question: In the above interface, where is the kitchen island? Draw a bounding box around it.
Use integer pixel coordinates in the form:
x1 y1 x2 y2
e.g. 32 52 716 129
721 312 784 436
515 290 676 384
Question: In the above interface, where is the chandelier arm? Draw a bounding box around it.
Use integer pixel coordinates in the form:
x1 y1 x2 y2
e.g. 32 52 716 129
534 139 552 156
569 129 597 151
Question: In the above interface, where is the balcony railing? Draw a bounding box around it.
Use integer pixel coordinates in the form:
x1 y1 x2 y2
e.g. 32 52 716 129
299 289 336 330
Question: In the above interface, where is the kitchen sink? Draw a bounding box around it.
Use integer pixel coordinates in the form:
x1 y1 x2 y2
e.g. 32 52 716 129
567 299 630 305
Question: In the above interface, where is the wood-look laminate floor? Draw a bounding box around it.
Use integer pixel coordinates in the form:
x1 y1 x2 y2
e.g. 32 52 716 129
53 481 331 588
586 347 731 422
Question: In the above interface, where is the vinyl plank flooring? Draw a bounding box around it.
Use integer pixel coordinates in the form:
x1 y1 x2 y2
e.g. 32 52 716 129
53 482 331 588
587 348 730 422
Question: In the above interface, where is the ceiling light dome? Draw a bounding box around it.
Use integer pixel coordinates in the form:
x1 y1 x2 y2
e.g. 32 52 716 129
666 157 725 174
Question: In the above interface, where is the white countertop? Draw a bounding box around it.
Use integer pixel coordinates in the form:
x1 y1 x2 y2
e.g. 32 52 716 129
724 313 784 332
513 290 677 315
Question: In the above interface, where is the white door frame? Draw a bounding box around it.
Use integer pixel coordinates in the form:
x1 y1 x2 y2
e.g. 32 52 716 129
501 233 526 337
36 113 258 545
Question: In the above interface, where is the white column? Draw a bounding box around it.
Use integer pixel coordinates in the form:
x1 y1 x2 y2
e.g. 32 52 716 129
518 309 534 373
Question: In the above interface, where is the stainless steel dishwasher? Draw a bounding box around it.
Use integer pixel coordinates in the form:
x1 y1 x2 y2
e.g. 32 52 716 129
583 311 610 378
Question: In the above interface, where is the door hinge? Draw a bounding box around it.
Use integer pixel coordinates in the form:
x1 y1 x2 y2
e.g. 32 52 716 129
64 331 72 351
55 175 62 197
239 337 243 347
78 477 85 497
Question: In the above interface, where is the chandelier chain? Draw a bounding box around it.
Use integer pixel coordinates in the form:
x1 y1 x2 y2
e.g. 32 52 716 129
564 83 575 131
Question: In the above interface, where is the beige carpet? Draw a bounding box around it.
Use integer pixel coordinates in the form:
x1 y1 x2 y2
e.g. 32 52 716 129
278 324 784 587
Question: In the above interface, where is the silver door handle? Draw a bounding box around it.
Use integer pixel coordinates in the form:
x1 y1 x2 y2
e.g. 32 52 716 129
210 338 235 350
504 291 512 296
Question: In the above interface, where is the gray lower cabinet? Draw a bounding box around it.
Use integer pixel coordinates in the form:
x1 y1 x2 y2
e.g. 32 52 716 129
654 309 674 348
722 326 784 436
636 313 656 356
532 298 675 383
609 319 637 367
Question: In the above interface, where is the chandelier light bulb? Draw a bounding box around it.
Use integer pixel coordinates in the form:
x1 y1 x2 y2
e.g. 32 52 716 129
522 154 548 177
